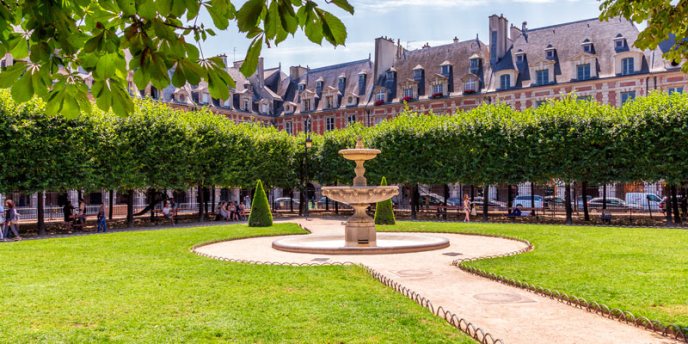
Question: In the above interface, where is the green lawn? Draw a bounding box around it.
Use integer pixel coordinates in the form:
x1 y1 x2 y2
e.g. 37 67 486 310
0 223 471 343
380 221 688 328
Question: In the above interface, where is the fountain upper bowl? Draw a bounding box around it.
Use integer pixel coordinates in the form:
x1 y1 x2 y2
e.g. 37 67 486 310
338 148 381 161
321 185 399 204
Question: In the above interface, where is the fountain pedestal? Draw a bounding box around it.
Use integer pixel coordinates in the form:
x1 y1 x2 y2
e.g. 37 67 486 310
345 204 376 246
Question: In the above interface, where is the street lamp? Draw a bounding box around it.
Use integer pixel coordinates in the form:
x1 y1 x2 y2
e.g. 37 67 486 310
304 116 313 219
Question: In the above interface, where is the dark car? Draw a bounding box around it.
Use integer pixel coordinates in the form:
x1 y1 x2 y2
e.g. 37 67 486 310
586 197 640 211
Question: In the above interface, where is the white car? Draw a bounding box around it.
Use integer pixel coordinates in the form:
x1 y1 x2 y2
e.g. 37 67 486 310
624 192 662 211
513 195 544 209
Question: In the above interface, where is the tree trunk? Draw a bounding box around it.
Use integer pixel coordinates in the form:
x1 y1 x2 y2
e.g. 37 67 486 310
198 183 205 222
671 184 681 224
582 181 590 221
507 184 513 213
482 185 489 222
530 183 536 216
325 196 329 211
108 189 114 220
681 187 687 221
211 186 216 212
470 185 475 202
411 184 418 220
126 189 134 227
37 191 46 236
602 184 607 210
564 183 573 225
149 188 156 222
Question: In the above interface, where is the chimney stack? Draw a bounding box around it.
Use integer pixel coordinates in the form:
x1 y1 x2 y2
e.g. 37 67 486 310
522 21 528 41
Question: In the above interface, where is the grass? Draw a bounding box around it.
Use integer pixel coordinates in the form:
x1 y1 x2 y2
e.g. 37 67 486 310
380 221 688 328
0 223 472 343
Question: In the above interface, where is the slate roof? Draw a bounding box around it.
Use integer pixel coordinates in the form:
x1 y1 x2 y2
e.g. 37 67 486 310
492 17 668 89
283 58 374 115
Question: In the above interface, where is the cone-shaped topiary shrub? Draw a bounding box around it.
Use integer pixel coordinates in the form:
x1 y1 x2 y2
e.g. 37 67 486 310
248 179 273 227
374 176 396 225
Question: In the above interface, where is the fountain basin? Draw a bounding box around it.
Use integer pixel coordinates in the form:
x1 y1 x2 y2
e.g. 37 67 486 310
339 148 381 161
321 185 399 204
272 233 450 255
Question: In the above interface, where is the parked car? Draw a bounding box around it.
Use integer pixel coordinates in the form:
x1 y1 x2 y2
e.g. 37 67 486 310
624 192 662 211
543 196 567 209
586 197 641 211
471 197 507 208
575 195 593 209
513 195 544 209
659 195 686 213
274 197 299 210
446 197 462 206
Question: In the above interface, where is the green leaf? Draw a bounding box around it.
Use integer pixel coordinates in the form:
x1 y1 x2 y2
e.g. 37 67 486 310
330 0 354 14
12 70 34 103
240 35 263 77
317 9 346 46
237 0 265 32
116 0 136 16
0 62 26 88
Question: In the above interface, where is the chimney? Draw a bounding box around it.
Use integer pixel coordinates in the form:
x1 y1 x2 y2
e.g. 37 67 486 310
522 21 528 41
488 14 509 63
510 24 521 41
289 65 307 80
257 57 264 89
453 36 459 43
373 36 397 81
217 54 228 67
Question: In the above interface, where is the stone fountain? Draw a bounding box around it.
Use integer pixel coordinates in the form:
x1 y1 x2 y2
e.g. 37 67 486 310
272 138 449 255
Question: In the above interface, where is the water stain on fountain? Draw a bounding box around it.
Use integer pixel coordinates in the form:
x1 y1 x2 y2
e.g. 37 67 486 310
272 138 450 255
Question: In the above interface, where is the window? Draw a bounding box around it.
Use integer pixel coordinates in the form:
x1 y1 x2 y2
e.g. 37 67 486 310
441 65 451 75
499 74 510 90
577 63 591 80
347 96 355 105
535 69 549 85
668 87 684 94
304 118 312 133
413 69 423 79
326 117 335 131
386 70 395 80
432 83 444 95
615 39 624 49
534 100 545 108
223 98 231 108
464 78 477 92
403 87 413 98
298 83 305 92
546 49 555 59
358 74 366 95
621 57 634 75
325 95 334 109
303 99 311 112
347 114 356 125
376 90 386 102
315 81 323 94
285 122 293 135
260 102 270 114
469 58 480 73
583 44 592 53
517 55 525 64
201 93 209 104
621 91 635 104
242 99 249 111
338 77 346 91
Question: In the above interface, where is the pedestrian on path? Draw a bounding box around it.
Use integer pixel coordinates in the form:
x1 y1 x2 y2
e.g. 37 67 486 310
96 204 108 233
3 200 21 241
0 202 5 240
463 194 471 223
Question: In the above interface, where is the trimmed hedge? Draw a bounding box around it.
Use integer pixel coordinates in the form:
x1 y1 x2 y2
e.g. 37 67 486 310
248 179 273 227
374 176 396 225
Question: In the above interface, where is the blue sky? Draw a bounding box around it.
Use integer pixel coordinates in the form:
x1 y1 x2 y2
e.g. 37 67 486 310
198 0 615 69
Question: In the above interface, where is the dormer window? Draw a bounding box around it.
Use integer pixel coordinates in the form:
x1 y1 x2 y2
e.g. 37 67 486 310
441 64 451 75
515 50 525 63
386 69 396 80
200 93 209 104
545 45 556 59
315 80 323 95
242 99 249 111
358 73 367 95
499 74 511 90
469 56 480 74
303 99 312 112
614 34 626 49
403 87 413 99
582 39 593 53
376 89 386 102
621 57 634 75
338 77 346 93
325 95 335 109
298 83 305 92
413 68 423 79
464 78 477 93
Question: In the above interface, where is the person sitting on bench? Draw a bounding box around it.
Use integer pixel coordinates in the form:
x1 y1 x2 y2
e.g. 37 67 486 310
507 205 523 218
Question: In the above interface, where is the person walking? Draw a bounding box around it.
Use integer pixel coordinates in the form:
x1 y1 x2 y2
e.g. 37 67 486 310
96 204 108 233
463 194 471 223
3 200 21 241
239 202 246 221
77 197 87 230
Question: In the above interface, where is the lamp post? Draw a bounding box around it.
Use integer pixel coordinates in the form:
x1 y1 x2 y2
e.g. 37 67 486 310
304 116 313 219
